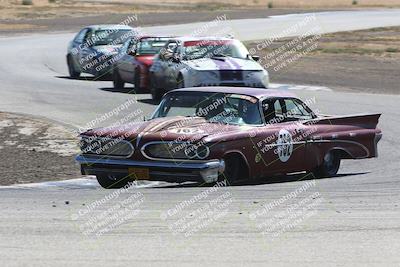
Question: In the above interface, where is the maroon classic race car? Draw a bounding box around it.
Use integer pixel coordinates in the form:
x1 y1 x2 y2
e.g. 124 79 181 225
112 36 170 92
76 87 382 188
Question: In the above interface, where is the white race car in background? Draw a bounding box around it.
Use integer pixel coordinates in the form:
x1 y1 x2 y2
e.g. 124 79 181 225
149 37 269 100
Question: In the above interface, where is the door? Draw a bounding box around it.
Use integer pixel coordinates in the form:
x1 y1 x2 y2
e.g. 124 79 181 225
118 39 136 82
78 29 95 74
70 28 88 71
156 41 178 90
258 98 313 174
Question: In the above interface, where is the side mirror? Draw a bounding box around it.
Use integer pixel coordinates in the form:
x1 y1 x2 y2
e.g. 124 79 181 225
163 50 173 61
172 55 180 63
128 48 136 56
251 55 260 61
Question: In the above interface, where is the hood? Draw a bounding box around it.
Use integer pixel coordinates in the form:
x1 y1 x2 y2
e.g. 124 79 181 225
184 57 264 71
90 44 122 56
83 116 247 144
136 55 155 67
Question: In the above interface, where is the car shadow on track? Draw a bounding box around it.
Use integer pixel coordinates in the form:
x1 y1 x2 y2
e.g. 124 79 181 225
153 172 370 189
137 98 160 105
56 75 111 81
99 87 138 94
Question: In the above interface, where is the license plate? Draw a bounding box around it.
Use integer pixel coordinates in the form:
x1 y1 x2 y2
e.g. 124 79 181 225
128 167 150 180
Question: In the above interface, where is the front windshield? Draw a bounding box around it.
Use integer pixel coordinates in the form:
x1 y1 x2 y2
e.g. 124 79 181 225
137 38 168 55
183 40 249 60
153 92 263 125
91 29 133 46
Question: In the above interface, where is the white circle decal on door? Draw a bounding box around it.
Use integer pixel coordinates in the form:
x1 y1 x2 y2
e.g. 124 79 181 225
277 129 293 162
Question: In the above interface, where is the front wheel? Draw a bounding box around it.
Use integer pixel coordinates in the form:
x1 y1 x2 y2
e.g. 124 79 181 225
312 151 341 178
67 55 80 78
220 155 248 185
134 68 143 93
149 75 163 101
96 174 130 189
113 69 125 89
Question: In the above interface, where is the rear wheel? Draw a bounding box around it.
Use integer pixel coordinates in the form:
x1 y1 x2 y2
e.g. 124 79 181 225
313 151 341 178
113 69 125 89
67 55 80 78
96 174 130 189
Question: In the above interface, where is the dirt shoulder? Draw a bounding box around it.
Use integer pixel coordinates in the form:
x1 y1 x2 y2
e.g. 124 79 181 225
246 27 400 94
0 7 331 35
0 112 81 185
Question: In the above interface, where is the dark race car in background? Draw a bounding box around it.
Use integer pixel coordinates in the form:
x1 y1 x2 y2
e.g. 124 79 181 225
112 36 171 92
149 37 269 100
66 24 136 78
76 87 382 189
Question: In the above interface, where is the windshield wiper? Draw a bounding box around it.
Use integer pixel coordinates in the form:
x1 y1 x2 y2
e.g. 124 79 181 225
211 53 229 58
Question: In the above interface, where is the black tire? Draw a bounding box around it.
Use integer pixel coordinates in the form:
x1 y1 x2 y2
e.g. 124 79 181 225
67 55 80 78
313 151 341 178
220 155 248 185
96 174 130 189
113 69 125 89
150 76 163 101
134 68 142 93
176 75 185 89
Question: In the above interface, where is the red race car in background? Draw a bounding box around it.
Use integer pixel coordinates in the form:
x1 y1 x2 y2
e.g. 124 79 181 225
112 36 170 92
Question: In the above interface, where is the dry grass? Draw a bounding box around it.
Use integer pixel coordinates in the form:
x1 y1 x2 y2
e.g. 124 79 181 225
247 27 400 58
1 0 400 20
75 0 400 8
315 27 400 56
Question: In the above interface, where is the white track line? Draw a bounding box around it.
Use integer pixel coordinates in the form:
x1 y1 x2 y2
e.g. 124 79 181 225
270 83 332 91
0 177 164 190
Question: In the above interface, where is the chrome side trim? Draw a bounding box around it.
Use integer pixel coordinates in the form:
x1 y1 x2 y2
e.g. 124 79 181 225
76 155 222 170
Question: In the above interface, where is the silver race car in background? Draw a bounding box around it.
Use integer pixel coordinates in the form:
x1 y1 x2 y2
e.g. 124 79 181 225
67 24 136 78
149 37 269 100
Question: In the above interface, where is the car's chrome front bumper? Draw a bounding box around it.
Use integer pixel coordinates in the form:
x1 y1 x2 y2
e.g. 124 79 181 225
76 155 225 183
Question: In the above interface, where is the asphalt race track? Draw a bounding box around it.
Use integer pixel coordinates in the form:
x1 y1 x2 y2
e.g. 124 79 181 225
0 10 400 266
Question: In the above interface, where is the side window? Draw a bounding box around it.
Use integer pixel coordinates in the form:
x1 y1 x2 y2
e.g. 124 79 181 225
284 99 303 117
294 99 315 119
74 29 88 43
159 41 177 61
283 98 314 120
127 39 137 54
172 44 182 59
274 100 283 117
83 30 92 44
263 98 284 124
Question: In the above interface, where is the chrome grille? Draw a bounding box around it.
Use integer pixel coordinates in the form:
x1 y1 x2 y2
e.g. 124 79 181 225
80 136 134 158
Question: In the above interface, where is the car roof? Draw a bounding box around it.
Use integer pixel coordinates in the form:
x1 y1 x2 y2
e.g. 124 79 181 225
169 87 296 100
136 35 174 40
170 36 236 43
86 24 134 31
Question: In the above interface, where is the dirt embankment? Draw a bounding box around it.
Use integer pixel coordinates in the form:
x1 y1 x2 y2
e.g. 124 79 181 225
247 27 400 94
0 112 81 185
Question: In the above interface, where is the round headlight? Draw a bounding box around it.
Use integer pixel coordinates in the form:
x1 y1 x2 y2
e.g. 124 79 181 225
196 145 210 159
184 145 197 159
